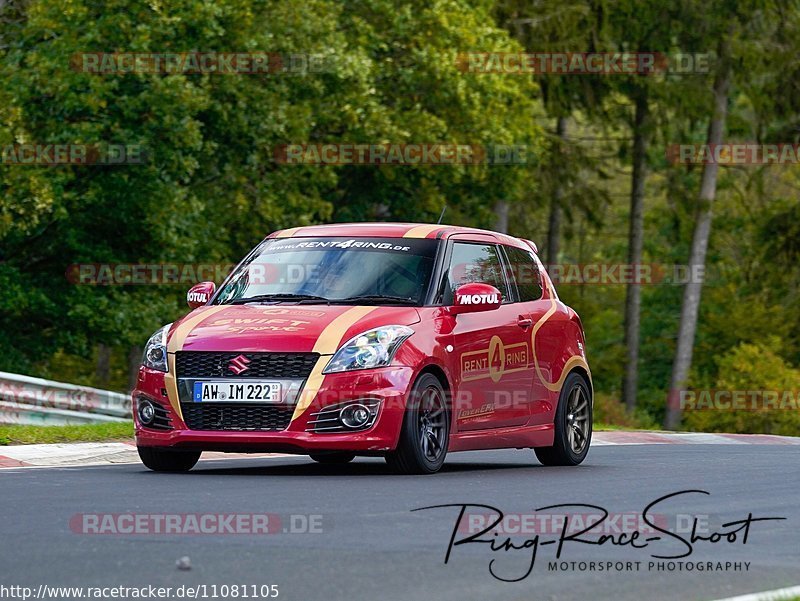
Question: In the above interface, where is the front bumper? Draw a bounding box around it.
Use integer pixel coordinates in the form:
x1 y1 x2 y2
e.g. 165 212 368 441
133 364 414 454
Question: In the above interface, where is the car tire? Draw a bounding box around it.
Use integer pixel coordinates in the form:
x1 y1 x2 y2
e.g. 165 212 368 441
535 372 592 466
137 446 201 472
385 373 449 474
309 452 356 464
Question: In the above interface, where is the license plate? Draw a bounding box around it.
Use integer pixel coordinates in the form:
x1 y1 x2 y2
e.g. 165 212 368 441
193 381 282 403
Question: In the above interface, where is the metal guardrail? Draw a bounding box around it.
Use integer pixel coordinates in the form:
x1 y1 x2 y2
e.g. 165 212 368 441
0 371 131 425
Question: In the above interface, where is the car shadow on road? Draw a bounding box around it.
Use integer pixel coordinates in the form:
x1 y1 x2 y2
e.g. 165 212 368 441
161 457 574 477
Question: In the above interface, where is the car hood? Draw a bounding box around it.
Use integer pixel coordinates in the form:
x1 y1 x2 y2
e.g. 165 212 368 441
166 304 421 354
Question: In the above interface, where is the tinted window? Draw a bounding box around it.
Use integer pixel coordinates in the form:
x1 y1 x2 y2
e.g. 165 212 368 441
504 245 542 302
442 242 509 304
215 237 438 305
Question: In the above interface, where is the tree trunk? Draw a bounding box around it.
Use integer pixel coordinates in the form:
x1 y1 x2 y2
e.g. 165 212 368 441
546 116 568 265
664 38 732 429
96 343 111 388
493 200 509 233
622 90 650 412
545 197 561 265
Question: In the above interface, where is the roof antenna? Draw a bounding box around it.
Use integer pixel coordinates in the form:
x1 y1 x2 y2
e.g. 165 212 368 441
437 205 447 225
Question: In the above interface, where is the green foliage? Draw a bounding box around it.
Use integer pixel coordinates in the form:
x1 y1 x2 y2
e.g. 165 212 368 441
1 0 799 438
0 0 541 376
594 393 658 430
684 339 800 435
332 0 542 224
0 421 133 445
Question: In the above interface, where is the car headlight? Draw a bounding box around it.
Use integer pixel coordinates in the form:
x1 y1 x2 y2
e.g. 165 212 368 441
323 325 413 373
142 324 171 372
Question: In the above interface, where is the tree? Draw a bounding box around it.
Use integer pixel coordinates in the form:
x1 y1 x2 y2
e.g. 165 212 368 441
545 116 567 263
333 0 542 229
0 0 541 383
664 35 731 430
621 87 651 411
595 0 680 412
493 0 610 249
0 0 378 373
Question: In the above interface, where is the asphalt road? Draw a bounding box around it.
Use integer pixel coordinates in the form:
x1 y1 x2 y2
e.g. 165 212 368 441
1 445 799 601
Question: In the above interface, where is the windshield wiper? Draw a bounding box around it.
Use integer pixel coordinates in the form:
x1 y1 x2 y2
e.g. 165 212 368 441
226 293 331 305
331 294 418 305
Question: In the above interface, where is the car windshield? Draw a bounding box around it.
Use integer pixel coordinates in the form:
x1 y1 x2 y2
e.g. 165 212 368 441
215 237 439 305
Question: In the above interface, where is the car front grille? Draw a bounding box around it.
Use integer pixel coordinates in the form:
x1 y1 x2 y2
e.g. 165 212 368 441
180 403 294 431
175 352 319 379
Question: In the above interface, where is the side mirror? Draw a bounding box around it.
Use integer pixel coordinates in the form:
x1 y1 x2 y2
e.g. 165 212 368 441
187 281 216 308
449 283 502 315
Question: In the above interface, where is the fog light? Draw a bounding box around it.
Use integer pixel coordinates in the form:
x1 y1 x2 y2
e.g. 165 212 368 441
138 399 156 425
340 403 371 429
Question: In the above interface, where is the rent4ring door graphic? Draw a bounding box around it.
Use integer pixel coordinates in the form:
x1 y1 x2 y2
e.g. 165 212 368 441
524 295 559 426
445 239 534 431
501 244 556 427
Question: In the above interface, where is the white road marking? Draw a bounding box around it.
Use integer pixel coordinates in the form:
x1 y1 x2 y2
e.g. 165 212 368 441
665 432 750 445
709 584 800 601
0 442 133 461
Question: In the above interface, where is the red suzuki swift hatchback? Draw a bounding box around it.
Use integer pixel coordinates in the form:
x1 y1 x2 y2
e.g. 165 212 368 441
134 223 592 474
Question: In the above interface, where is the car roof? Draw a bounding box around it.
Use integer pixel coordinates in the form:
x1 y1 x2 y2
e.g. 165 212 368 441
268 222 536 251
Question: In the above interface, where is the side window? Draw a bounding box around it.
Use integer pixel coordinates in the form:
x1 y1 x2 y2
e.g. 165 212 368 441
442 242 510 304
504 245 543 302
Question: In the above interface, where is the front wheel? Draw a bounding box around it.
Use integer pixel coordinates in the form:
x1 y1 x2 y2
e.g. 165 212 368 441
137 446 201 472
535 372 592 466
385 373 449 474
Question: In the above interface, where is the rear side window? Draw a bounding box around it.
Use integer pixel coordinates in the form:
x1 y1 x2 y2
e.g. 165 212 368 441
441 242 510 304
504 245 543 302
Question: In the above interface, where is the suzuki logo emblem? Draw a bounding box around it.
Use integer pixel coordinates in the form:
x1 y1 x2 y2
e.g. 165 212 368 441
228 354 251 375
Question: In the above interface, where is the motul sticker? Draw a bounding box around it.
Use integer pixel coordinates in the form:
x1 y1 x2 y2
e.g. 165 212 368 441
187 291 209 304
457 293 499 305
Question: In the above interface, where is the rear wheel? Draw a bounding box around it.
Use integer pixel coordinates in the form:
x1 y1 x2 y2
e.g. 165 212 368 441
535 372 592 466
137 446 201 472
309 452 356 464
385 373 449 474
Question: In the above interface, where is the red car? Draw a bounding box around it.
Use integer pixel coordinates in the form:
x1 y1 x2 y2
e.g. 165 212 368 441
134 223 592 474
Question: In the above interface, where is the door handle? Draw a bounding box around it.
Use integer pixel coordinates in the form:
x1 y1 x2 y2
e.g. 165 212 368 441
517 315 533 328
